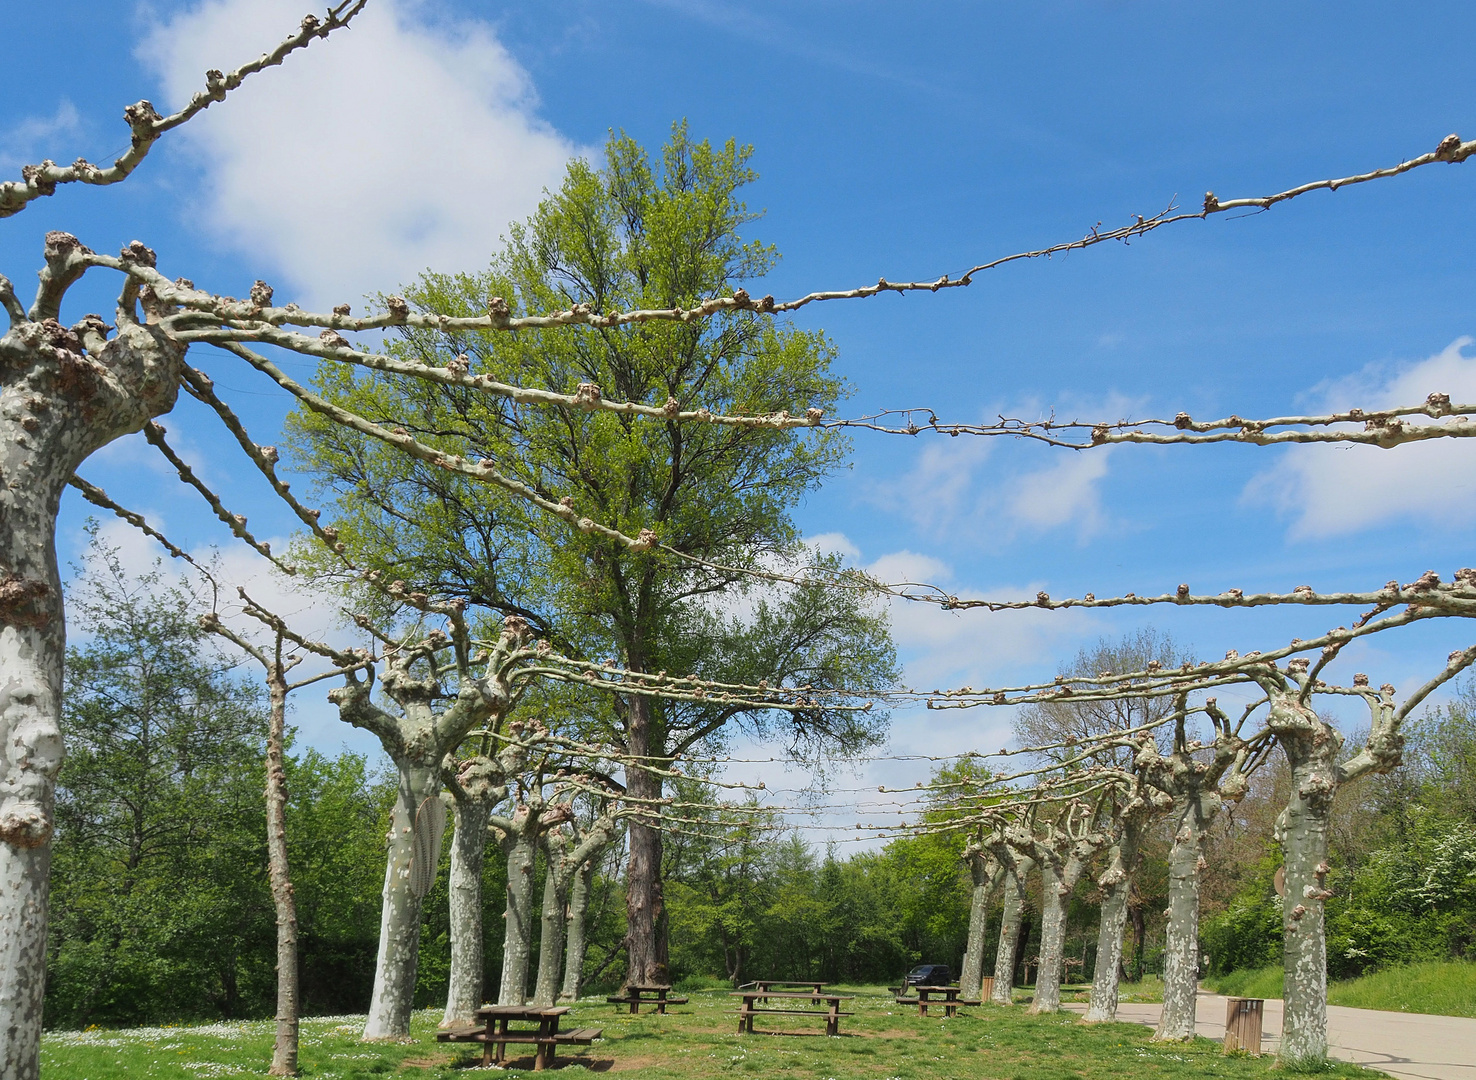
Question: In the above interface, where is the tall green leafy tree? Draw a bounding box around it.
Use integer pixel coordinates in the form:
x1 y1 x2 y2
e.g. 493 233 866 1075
48 535 271 1025
288 123 896 984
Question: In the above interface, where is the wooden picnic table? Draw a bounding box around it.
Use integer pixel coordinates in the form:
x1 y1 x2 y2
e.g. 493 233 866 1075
894 985 981 1018
435 1004 602 1071
739 980 829 1001
732 989 853 1037
606 983 690 1014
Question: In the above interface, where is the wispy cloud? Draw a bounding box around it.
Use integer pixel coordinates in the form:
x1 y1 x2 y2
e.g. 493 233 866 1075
867 392 1139 544
0 100 81 169
638 0 936 93
1246 337 1476 538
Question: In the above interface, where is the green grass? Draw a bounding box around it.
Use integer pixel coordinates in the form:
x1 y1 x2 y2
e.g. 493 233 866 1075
1058 976 1165 1005
40 987 1390 1080
1207 961 1476 1018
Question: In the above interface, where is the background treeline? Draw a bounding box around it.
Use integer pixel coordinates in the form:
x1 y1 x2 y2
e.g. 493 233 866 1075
43 546 1476 1027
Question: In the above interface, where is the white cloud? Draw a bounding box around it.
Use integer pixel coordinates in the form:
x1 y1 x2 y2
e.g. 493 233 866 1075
862 549 1088 693
1005 447 1113 536
139 0 581 309
806 531 861 561
1246 337 1476 538
0 100 82 172
871 438 993 533
868 395 1137 543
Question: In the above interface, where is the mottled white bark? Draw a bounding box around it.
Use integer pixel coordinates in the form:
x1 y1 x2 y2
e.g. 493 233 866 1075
535 805 621 1006
329 617 533 1040
491 784 573 1007
560 855 598 1001
534 834 568 1007
959 841 1003 1000
1084 818 1143 1022
989 846 1035 1004
1277 735 1333 1065
1026 811 1105 1015
441 757 505 1028
364 760 441 1040
497 825 538 1005
0 241 184 1080
1155 789 1219 1040
264 679 299 1074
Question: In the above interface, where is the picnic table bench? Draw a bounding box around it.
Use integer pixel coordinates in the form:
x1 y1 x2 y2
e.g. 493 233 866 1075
436 1004 602 1071
892 985 981 1017
732 990 853 1037
606 983 689 1014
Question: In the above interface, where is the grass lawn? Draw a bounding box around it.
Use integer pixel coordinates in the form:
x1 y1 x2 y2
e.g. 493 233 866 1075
41 987 1389 1080
1207 961 1476 1018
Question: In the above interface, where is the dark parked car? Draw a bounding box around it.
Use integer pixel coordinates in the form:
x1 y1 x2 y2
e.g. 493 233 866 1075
904 964 953 988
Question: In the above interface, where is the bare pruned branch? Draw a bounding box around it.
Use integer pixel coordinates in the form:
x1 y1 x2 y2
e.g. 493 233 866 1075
0 2 366 219
92 132 1474 339
843 392 1476 450
141 420 296 573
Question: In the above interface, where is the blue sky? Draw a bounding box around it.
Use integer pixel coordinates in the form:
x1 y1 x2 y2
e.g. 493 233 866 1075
6 1 1476 830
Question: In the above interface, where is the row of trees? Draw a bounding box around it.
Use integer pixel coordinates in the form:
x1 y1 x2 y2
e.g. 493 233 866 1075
47 543 1476 1041
6 5 1475 1077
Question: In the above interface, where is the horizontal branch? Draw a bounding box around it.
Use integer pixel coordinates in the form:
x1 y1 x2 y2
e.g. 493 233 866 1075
843 392 1476 450
112 132 1474 342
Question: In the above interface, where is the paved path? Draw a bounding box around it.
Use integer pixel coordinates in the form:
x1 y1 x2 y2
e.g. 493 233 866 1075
1061 991 1476 1080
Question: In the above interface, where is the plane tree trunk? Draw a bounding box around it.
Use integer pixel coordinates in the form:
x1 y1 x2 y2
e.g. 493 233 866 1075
441 755 511 1027
535 802 623 1006
1084 816 1145 1022
1 242 185 1080
987 838 1036 1005
959 840 1003 1000
328 617 534 1039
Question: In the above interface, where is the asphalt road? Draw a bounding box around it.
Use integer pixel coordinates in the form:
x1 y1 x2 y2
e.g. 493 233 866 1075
1062 991 1476 1080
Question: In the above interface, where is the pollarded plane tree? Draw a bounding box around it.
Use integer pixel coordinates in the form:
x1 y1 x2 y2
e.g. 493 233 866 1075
69 463 863 1045
957 832 1005 1001
469 735 639 1008
925 620 1476 1061
436 720 630 1021
4 5 1472 1067
1007 630 1190 1023
436 725 557 1027
197 595 373 1075
915 656 1259 1012
533 777 628 1006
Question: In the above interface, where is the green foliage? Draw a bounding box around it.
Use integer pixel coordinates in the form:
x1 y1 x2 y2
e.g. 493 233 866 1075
662 767 985 986
1207 960 1476 1018
285 122 895 762
47 538 274 1026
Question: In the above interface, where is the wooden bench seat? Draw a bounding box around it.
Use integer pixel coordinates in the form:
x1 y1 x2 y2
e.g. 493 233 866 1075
437 1025 484 1042
607 985 688 1014
738 1007 855 1017
436 1026 602 1046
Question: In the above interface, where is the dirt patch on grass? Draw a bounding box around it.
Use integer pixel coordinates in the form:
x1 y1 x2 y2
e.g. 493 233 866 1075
605 1054 664 1071
400 1054 455 1069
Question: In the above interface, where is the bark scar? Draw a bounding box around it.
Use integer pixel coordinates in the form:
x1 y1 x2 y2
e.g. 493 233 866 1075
0 573 52 628
0 802 52 847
